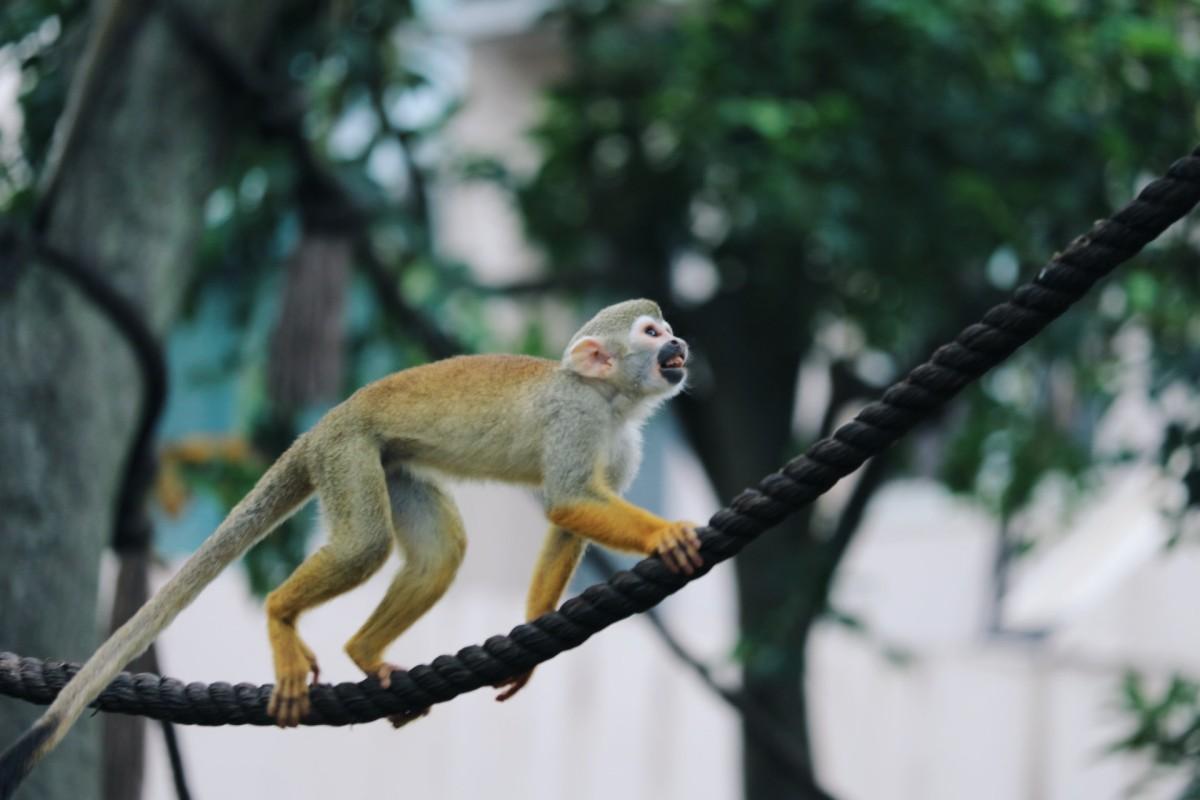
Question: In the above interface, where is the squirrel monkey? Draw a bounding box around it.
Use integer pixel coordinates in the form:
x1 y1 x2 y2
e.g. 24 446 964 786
0 299 701 791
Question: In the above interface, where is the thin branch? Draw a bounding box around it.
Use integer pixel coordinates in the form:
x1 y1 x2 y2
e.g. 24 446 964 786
365 74 432 238
355 243 462 360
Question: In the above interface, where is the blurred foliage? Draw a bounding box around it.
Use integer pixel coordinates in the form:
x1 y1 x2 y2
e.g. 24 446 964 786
155 434 307 596
1115 673 1200 798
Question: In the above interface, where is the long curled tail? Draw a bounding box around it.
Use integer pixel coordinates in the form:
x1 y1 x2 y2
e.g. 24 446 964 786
0 442 313 799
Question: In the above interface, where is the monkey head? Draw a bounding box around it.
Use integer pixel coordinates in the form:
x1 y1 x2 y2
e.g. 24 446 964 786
563 298 689 399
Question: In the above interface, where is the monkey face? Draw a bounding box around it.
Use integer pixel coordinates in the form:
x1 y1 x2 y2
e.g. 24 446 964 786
629 314 689 392
563 300 689 400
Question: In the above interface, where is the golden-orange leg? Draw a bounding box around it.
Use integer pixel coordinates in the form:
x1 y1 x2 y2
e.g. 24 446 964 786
494 526 585 702
265 540 391 726
265 436 395 727
344 475 466 727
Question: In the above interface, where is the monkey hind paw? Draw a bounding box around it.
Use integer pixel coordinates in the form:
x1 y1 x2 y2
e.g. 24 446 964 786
388 706 431 729
267 666 317 727
493 669 533 702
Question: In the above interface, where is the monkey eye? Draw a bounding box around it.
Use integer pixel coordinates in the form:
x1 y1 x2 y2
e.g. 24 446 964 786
645 325 660 337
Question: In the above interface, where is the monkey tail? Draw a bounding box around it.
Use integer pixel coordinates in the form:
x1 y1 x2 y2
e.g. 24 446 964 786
0 440 314 799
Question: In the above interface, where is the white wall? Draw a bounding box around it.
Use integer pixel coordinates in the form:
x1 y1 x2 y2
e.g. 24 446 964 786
811 480 1197 800
142 450 740 800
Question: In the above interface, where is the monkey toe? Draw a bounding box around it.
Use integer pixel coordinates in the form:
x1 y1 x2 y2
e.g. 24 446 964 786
350 662 429 726
372 662 404 689
299 644 320 684
349 661 431 728
494 670 532 702
388 706 430 729
268 677 311 727
268 657 315 727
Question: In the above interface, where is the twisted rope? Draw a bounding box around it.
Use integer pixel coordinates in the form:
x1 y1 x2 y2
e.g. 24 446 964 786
3 148 1200 725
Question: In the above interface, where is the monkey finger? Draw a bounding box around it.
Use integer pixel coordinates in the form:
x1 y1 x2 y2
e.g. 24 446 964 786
675 547 696 575
660 542 691 574
675 524 703 568
674 534 699 572
675 545 694 573
656 541 680 572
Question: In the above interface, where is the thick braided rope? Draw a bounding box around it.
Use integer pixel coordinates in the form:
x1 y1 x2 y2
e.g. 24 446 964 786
2 148 1199 725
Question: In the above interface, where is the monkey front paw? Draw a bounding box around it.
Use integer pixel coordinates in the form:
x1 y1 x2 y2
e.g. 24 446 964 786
267 650 320 728
494 669 533 702
652 521 703 575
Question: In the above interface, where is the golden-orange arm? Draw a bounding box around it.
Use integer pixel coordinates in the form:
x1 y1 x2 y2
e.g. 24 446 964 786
525 527 587 619
547 491 668 554
547 491 703 575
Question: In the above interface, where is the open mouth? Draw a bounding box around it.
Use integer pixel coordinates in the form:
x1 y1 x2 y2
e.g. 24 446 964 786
657 343 688 384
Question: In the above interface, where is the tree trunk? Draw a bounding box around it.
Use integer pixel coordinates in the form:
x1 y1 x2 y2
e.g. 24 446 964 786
675 295 836 800
0 2 293 797
735 524 826 800
268 233 352 413
103 555 157 800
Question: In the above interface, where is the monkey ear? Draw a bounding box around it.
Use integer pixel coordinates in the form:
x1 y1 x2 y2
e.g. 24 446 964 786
566 336 615 379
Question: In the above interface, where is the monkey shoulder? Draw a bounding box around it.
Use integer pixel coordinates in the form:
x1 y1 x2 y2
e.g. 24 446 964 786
539 369 620 419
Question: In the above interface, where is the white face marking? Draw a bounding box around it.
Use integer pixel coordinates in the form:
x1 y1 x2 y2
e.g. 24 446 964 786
626 313 687 397
629 314 669 348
